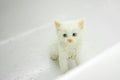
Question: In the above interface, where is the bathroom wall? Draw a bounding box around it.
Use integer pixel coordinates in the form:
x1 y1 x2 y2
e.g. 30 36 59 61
1 0 118 41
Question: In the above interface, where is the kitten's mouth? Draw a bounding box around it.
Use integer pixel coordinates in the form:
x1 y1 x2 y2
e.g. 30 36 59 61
67 38 73 43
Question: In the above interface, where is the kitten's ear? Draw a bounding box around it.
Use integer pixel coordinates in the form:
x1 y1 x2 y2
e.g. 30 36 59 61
78 19 84 29
54 21 61 29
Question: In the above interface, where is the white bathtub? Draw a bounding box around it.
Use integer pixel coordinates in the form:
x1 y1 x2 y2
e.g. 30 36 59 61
0 0 120 80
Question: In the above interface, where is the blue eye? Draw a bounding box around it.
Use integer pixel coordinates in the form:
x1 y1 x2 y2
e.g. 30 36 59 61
63 33 67 37
73 33 77 37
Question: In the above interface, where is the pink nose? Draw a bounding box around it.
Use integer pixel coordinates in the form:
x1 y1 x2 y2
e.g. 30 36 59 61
67 38 73 43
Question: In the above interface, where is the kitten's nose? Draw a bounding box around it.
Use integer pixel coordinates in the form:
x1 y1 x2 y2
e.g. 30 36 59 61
67 38 73 43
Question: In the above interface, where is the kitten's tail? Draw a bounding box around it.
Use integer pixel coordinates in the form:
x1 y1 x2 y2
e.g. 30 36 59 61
49 39 58 61
50 54 58 61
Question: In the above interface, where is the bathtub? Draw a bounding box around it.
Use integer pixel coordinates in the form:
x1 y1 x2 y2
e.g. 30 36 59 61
0 0 120 80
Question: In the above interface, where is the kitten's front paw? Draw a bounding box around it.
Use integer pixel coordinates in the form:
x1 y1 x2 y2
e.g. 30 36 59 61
68 54 76 60
75 56 81 65
61 68 68 73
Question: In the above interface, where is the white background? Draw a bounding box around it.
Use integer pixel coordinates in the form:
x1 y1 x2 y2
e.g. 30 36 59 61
0 0 120 80
0 0 120 41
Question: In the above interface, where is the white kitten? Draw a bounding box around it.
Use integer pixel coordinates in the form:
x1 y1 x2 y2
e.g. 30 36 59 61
50 19 84 73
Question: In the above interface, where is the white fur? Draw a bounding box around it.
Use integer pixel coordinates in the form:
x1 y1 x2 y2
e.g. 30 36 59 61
50 20 83 73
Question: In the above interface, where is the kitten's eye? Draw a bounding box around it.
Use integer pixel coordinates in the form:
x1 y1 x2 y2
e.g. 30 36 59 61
63 33 67 37
72 33 77 37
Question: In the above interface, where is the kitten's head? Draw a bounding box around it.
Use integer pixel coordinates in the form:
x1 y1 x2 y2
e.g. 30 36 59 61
54 20 84 45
